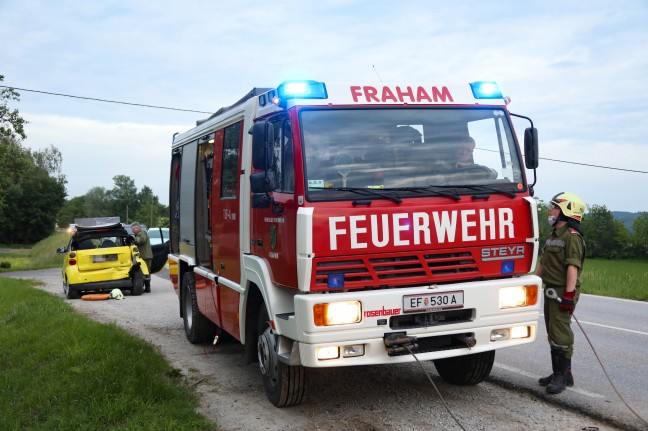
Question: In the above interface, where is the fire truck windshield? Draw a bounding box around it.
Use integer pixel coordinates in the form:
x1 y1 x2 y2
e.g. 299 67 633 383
300 107 525 201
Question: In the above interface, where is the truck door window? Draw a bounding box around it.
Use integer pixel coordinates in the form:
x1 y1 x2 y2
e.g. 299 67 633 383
270 117 294 193
221 122 242 198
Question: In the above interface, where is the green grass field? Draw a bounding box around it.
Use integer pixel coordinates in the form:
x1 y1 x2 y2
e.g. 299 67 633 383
581 258 648 301
0 279 215 431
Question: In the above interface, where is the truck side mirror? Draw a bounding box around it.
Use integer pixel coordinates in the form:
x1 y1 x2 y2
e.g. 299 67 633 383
250 121 275 170
524 127 539 169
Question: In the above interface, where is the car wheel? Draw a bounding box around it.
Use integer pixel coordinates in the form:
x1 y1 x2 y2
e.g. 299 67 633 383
433 350 495 385
63 279 80 299
181 272 216 344
257 305 306 407
131 270 144 296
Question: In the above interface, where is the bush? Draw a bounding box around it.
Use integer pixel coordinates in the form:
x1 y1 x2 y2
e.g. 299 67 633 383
0 262 11 269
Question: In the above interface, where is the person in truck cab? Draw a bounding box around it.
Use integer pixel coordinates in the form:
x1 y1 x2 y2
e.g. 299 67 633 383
535 192 587 395
452 136 477 168
432 135 496 179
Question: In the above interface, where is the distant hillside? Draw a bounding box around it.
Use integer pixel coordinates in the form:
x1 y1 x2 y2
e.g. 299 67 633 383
612 211 642 233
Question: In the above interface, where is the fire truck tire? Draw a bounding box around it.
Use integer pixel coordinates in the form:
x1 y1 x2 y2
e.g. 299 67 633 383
433 350 495 385
257 306 305 407
181 272 216 344
131 271 144 296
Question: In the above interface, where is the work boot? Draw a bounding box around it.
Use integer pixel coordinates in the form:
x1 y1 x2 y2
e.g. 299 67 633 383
540 352 574 387
565 356 574 387
539 349 558 386
144 278 151 293
546 351 567 394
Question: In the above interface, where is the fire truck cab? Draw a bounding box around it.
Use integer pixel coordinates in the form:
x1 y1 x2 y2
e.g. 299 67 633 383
169 80 542 407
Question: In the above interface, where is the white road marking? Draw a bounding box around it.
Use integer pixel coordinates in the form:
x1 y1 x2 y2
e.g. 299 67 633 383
540 313 648 336
575 319 648 337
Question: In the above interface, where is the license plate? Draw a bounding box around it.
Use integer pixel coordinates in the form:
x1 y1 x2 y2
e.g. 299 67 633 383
403 291 464 313
92 254 118 263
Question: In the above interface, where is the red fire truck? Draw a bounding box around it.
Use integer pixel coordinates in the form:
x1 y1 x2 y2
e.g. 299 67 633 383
168 80 542 407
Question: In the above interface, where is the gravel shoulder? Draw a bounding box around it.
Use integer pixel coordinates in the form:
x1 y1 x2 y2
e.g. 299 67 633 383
1 269 631 431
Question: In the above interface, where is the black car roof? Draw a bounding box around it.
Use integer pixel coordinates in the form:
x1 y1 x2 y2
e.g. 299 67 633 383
73 223 129 240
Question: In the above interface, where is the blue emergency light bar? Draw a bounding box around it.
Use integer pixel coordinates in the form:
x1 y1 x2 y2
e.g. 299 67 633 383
470 81 503 99
276 80 328 101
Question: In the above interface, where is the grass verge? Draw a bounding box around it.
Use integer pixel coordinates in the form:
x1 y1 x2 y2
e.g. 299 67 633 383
581 258 648 301
0 230 69 272
0 278 215 431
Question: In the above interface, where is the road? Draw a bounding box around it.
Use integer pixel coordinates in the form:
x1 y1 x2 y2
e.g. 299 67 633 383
2 268 646 431
492 294 648 431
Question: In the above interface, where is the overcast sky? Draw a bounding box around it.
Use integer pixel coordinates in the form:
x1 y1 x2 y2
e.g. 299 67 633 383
1 0 647 212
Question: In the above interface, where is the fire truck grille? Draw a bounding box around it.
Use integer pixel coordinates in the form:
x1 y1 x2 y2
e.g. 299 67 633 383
313 251 478 291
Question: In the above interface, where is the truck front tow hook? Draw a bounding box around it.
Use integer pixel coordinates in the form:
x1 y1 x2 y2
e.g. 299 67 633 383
384 334 418 355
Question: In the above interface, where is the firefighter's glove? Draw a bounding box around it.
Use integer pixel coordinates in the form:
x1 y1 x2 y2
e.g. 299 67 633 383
560 290 575 314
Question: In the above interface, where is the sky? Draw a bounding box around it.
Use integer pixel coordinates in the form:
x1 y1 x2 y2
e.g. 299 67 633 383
1 0 647 212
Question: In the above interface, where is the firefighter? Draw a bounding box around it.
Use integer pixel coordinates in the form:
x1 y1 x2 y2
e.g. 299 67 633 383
535 192 586 394
131 222 153 293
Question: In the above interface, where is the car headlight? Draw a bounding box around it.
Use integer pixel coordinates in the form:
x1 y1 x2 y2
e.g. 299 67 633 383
499 285 538 309
313 301 362 326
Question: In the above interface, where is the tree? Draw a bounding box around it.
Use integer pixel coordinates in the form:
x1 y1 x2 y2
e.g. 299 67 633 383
0 75 67 243
84 187 112 218
581 204 628 258
1 76 30 220
0 164 65 243
107 175 139 223
134 186 168 227
631 212 648 259
0 75 26 140
535 198 553 250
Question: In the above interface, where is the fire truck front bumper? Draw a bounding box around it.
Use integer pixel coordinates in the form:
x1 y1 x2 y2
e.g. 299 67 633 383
275 275 542 368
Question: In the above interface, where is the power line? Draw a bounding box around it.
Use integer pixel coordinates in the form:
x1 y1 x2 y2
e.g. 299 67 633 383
0 84 212 114
3 84 648 174
540 157 648 174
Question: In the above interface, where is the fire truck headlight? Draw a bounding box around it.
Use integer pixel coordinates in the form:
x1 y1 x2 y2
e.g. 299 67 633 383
490 325 532 341
313 301 362 326
317 346 339 360
499 285 538 309
470 81 503 99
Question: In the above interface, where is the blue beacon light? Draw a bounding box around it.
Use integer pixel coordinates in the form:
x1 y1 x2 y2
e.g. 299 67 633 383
470 81 503 99
276 80 328 101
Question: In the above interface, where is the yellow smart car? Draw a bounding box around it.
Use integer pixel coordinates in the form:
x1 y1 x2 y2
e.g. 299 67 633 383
57 218 150 299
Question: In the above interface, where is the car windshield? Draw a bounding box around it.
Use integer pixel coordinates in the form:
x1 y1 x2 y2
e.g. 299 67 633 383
300 107 525 202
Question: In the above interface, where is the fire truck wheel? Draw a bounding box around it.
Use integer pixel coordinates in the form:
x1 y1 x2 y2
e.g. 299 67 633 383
131 271 144 296
433 350 495 385
181 272 216 344
257 306 305 407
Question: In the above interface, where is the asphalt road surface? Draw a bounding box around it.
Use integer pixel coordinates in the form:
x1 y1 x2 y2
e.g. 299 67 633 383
2 268 646 431
492 294 648 431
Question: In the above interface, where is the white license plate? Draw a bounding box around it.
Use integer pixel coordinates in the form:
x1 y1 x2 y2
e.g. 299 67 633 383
403 291 464 313
92 254 118 263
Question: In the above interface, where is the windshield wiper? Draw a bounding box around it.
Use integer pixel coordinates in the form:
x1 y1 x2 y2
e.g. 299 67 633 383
310 187 402 204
